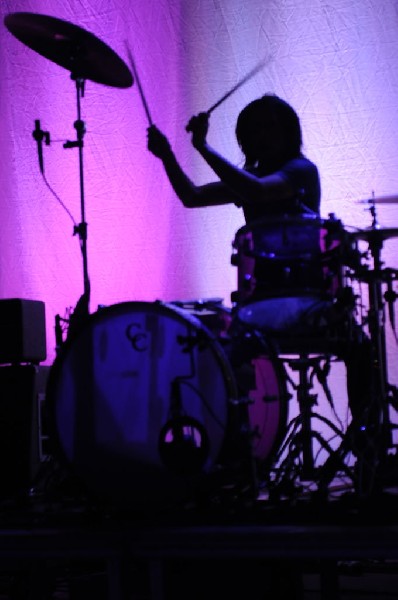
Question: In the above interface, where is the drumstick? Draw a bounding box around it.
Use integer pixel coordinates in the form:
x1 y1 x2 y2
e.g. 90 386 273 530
125 40 153 126
206 57 269 115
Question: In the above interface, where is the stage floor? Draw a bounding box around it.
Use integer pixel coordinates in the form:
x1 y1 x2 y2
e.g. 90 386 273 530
0 473 397 600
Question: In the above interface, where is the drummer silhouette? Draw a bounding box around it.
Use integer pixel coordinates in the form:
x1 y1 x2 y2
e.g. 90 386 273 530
147 95 328 333
148 94 319 218
147 94 379 497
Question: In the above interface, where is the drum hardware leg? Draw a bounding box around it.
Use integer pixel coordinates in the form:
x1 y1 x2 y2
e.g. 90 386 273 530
317 348 394 501
387 383 398 412
316 419 359 498
343 227 398 497
366 315 392 457
316 407 386 502
67 291 91 341
366 232 396 456
270 416 349 500
54 312 73 353
287 356 331 480
223 395 260 505
266 355 351 500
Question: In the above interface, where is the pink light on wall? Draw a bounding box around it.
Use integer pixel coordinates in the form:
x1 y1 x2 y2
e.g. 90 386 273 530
1 0 398 392
0 2 192 364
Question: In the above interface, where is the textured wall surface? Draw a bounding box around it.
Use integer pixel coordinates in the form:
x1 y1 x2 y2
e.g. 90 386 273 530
1 1 397 447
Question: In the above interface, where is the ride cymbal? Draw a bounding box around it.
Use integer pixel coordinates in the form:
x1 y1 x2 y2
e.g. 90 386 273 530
4 12 133 88
359 194 398 204
349 227 398 242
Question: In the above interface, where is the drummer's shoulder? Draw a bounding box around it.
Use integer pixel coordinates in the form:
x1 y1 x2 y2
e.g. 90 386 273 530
285 154 319 171
279 156 320 185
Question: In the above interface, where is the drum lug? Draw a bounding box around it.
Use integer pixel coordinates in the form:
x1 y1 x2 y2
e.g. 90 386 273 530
242 274 253 290
230 290 240 304
229 395 254 407
231 253 240 267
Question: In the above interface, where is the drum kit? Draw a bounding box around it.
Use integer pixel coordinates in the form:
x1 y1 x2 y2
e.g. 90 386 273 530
231 207 398 496
4 12 398 513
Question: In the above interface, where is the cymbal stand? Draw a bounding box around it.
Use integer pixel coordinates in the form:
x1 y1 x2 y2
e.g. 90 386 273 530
318 217 398 499
63 75 91 337
364 227 397 457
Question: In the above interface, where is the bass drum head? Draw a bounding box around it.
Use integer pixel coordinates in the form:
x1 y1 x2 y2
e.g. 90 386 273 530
227 327 288 475
247 354 288 467
46 301 236 510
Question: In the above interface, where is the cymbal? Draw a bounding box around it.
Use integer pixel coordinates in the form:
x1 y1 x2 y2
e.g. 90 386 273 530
349 227 398 242
354 267 398 284
4 12 133 88
359 194 398 204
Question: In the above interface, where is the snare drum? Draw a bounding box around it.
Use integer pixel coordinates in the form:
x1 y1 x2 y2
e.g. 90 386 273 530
46 301 288 509
231 215 347 333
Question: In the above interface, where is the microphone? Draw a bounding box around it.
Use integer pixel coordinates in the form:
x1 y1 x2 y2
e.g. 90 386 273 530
32 119 50 175
158 415 209 476
158 377 210 475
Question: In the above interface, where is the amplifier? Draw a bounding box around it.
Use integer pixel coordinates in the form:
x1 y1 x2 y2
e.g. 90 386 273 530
0 298 46 364
0 364 50 497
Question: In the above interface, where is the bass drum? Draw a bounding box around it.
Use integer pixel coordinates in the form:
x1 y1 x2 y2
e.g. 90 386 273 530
46 301 287 509
175 300 289 471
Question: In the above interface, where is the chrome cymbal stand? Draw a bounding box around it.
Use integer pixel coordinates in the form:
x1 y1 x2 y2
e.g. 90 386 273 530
54 76 91 349
317 203 398 498
63 75 91 339
363 207 398 458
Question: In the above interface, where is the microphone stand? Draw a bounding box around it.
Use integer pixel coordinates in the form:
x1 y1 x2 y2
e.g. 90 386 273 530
64 75 91 336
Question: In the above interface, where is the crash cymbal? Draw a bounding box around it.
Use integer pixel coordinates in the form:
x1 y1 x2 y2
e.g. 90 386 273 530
4 12 133 88
349 227 398 242
359 194 398 204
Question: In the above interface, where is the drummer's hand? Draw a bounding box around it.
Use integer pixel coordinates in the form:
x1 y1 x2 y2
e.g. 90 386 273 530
186 112 209 149
147 125 172 159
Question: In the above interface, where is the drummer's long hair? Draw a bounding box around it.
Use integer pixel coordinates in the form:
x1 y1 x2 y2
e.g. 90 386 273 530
235 94 302 169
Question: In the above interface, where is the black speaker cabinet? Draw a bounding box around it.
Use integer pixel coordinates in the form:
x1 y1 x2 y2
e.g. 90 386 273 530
0 365 50 497
0 298 47 364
